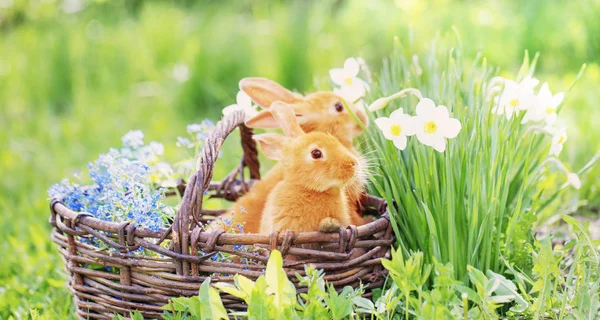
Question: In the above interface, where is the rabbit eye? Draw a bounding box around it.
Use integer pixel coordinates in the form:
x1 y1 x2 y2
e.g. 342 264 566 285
311 149 322 159
334 102 344 112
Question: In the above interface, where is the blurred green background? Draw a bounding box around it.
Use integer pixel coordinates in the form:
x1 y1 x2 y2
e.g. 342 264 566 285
1 0 599 318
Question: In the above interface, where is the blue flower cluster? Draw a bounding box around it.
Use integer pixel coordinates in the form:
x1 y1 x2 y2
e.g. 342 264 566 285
49 122 244 263
49 131 169 246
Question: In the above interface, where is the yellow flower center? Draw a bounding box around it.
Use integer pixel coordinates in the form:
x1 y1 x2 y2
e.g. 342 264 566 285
390 124 402 137
509 99 520 108
344 77 353 85
424 121 437 134
557 136 565 144
546 107 554 115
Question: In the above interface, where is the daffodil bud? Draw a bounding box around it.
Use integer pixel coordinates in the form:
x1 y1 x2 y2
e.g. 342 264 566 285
368 97 390 112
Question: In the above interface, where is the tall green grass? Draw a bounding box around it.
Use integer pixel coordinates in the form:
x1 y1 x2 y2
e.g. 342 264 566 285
362 37 591 282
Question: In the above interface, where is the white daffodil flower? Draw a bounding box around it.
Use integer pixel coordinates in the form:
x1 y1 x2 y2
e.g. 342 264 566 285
567 172 581 189
549 128 567 156
413 98 462 152
493 77 539 120
374 108 415 150
330 57 368 102
222 90 258 120
334 87 365 105
522 82 564 125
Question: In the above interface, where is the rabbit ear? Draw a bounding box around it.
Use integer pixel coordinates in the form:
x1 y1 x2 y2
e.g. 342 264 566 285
252 133 290 161
245 109 280 129
270 102 305 138
245 102 305 137
239 77 303 108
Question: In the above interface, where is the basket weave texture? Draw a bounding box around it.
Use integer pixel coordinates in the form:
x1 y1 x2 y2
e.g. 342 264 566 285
49 110 394 319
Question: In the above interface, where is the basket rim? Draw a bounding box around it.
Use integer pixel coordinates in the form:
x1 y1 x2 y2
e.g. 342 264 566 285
50 194 391 245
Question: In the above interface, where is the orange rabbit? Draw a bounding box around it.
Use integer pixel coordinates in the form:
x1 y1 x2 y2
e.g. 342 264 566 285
208 78 369 233
256 104 358 233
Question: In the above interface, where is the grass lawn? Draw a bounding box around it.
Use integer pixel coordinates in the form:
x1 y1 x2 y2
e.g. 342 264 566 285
1 1 599 318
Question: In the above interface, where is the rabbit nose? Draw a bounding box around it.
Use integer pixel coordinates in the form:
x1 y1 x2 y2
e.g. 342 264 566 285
345 160 357 169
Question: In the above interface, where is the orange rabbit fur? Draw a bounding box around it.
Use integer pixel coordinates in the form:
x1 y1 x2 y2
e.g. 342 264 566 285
256 104 359 233
209 78 369 233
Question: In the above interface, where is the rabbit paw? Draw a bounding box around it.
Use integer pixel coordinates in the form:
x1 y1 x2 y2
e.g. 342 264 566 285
319 217 342 233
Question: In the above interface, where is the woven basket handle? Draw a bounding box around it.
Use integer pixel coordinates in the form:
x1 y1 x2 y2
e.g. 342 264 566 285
172 110 259 265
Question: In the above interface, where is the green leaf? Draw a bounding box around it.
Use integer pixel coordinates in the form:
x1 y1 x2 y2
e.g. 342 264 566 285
187 297 202 318
456 285 481 305
214 282 247 301
353 296 375 313
486 270 529 313
324 285 354 320
235 274 257 299
198 278 228 320
129 310 144 320
163 297 192 312
248 276 271 320
265 250 296 310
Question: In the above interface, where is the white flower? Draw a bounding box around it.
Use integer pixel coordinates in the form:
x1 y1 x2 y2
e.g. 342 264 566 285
567 172 581 189
155 162 174 177
330 57 368 102
334 87 365 105
186 124 203 134
522 82 564 125
413 98 462 152
222 90 258 120
374 108 415 150
149 142 164 156
172 63 190 83
176 137 193 149
122 130 144 149
493 77 539 120
549 128 567 156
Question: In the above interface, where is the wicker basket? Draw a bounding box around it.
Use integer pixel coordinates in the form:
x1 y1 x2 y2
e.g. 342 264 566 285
49 110 393 319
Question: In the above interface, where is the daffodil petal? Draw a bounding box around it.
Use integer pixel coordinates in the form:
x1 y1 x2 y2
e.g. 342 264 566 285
415 98 437 116
389 108 405 121
545 113 557 125
329 68 347 86
344 58 360 77
416 131 432 147
237 90 252 108
441 118 462 138
538 82 550 99
551 92 564 107
401 117 417 136
549 143 563 156
338 84 365 103
521 77 539 90
347 80 366 93
434 105 450 119
355 78 370 92
392 135 407 150
374 117 393 140
430 135 447 152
